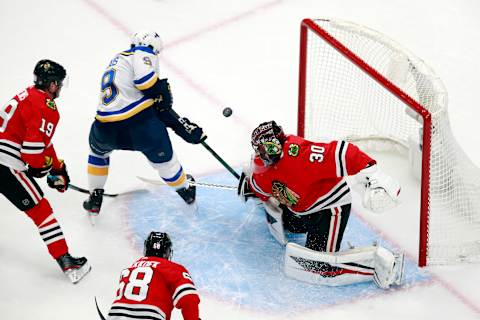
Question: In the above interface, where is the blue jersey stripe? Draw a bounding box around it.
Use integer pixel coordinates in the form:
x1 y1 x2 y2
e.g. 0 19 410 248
133 71 156 85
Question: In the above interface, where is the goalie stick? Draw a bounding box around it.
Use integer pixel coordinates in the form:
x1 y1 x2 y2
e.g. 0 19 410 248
137 176 237 190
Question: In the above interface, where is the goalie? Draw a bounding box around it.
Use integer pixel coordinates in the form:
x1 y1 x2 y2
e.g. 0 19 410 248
238 121 404 289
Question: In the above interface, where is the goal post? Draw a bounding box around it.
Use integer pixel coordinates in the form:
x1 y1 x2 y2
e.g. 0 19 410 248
297 18 480 266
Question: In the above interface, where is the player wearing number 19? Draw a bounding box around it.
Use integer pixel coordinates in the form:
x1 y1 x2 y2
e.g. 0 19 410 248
0 60 90 283
238 121 404 289
106 232 200 320
84 30 204 220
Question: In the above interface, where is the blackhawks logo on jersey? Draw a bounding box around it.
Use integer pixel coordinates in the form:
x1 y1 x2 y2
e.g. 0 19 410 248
46 99 57 110
288 143 300 157
272 180 300 207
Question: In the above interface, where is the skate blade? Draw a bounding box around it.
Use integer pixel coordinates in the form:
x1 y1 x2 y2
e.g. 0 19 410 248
87 211 99 226
65 262 91 284
188 201 199 213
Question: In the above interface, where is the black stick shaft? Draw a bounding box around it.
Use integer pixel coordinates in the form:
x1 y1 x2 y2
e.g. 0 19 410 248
68 183 118 198
201 140 240 179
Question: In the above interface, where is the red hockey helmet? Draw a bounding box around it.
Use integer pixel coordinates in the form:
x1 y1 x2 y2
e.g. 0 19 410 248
251 121 286 165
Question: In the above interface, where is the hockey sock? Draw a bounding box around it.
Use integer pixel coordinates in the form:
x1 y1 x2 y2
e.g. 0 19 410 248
87 153 110 191
150 153 189 190
25 198 68 259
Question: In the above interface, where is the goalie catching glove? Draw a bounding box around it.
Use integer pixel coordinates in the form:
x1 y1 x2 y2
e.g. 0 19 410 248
356 164 401 213
47 160 70 192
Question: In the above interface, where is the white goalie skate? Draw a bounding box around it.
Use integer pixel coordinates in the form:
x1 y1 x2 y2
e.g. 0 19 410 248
373 247 405 289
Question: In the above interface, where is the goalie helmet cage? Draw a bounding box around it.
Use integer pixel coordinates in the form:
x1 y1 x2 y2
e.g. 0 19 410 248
297 18 480 266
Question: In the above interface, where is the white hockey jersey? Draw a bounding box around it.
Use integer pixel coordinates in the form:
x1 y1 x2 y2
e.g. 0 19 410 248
96 46 160 122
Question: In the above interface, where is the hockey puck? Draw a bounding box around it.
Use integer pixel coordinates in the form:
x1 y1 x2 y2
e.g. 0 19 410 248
222 107 233 117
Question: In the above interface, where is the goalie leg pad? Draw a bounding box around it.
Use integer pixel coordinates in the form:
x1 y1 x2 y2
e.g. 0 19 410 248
264 198 287 245
284 242 376 286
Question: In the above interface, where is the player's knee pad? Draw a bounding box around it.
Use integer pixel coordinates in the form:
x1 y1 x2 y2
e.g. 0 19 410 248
25 198 53 226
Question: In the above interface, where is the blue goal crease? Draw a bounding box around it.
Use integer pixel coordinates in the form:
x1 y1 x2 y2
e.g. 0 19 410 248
124 171 431 314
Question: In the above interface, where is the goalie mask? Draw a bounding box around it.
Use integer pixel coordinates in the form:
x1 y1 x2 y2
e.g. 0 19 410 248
251 121 286 166
144 231 173 260
131 30 164 55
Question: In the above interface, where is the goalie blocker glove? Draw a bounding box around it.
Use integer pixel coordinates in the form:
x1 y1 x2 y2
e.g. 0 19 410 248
237 172 256 202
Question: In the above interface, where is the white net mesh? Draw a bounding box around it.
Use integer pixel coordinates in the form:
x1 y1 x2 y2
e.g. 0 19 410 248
301 19 480 265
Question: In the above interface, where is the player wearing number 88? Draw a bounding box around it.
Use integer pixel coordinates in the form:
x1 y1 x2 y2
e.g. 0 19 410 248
0 59 90 283
106 232 200 320
238 121 404 289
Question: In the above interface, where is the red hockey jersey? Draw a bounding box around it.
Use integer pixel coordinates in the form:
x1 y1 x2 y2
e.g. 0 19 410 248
108 256 200 320
0 86 62 171
249 135 375 214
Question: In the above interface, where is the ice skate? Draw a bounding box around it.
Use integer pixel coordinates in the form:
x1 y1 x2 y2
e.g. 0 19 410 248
83 189 104 225
373 247 405 289
56 253 91 284
176 174 196 205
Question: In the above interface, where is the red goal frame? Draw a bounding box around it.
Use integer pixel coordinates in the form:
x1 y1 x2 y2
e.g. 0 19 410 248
296 18 432 266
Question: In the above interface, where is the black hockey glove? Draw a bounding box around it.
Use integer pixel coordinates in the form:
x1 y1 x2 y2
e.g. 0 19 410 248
26 163 52 178
47 161 70 192
176 117 206 144
153 78 173 111
237 172 256 202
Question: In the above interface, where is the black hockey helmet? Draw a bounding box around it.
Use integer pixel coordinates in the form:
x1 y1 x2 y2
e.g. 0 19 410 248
33 59 67 89
144 231 173 260
251 121 286 165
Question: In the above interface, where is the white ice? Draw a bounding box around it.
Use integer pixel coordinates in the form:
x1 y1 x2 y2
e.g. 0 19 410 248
0 0 479 319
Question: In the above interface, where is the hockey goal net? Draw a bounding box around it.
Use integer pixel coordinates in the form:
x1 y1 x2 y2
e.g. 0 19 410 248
297 18 480 266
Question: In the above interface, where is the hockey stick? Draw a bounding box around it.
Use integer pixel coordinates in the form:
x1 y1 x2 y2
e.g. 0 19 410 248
137 176 237 190
168 109 240 180
68 183 119 198
94 297 106 320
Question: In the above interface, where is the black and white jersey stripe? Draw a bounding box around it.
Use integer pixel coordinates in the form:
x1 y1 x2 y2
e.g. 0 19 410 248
172 283 198 307
108 303 166 320
0 139 26 170
20 141 45 155
291 179 352 215
335 141 349 177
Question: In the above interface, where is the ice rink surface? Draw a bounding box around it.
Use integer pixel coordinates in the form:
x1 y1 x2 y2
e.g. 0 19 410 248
0 0 479 319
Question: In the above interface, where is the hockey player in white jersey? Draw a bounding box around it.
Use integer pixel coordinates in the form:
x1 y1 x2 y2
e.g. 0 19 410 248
84 30 205 220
